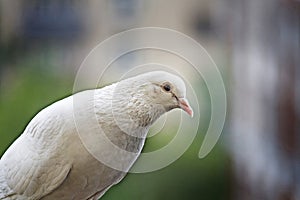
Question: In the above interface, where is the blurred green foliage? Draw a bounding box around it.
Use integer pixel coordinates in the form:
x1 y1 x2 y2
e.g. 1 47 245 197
0 65 73 154
103 144 230 200
0 65 230 200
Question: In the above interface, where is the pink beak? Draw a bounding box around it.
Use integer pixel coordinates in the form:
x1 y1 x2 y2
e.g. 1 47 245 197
178 98 193 117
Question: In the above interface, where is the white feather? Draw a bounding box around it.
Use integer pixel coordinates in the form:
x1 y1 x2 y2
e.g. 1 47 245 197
0 71 189 200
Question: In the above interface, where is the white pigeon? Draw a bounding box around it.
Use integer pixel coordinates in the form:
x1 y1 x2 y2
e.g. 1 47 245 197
0 71 193 200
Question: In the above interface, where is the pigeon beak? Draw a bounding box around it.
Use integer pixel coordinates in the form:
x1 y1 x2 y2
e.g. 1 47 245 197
178 98 193 117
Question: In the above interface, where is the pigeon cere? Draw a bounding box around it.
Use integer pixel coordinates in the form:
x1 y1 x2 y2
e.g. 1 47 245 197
0 71 193 200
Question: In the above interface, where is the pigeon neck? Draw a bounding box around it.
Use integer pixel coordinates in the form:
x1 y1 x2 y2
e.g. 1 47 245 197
111 83 165 128
117 93 165 128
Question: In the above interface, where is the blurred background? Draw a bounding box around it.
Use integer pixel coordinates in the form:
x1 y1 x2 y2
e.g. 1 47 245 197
0 0 299 200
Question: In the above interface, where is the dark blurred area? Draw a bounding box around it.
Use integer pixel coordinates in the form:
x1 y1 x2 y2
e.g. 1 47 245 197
0 0 299 200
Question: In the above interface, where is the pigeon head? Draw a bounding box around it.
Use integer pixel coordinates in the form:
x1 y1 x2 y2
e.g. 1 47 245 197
111 71 193 129
129 71 193 117
120 71 193 116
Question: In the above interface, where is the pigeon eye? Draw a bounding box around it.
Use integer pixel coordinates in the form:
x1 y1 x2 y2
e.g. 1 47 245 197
163 84 171 92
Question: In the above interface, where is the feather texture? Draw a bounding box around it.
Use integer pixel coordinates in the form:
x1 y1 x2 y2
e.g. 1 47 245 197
0 71 191 199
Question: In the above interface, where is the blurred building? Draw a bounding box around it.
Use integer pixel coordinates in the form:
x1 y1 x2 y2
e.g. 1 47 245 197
0 0 217 74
